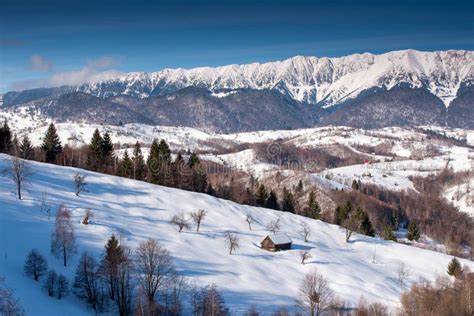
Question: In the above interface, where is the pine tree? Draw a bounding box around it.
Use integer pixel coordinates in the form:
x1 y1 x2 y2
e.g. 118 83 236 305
306 191 321 219
265 190 279 210
334 201 353 225
351 179 360 190
19 135 34 160
381 223 397 241
255 184 268 207
101 235 124 301
407 222 421 241
447 257 462 277
281 187 295 213
100 132 114 166
147 139 160 184
158 139 171 164
356 207 375 237
296 180 304 193
0 119 13 154
41 123 62 163
188 151 200 169
132 141 145 180
118 150 133 178
87 129 103 170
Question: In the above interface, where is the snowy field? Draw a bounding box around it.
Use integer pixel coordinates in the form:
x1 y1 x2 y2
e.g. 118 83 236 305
1 154 473 315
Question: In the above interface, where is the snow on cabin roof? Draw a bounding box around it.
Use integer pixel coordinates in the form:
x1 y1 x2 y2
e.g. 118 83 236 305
266 233 292 245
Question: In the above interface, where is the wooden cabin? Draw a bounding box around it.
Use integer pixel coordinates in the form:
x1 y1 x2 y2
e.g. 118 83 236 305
260 233 292 252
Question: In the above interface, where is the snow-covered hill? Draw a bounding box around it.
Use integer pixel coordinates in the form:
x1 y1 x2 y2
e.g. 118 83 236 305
77 49 473 107
1 154 473 315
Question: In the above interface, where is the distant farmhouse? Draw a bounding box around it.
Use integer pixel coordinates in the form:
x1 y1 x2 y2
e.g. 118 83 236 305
260 233 292 252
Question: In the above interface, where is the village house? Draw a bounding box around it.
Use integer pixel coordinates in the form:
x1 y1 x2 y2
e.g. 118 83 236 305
260 233 292 252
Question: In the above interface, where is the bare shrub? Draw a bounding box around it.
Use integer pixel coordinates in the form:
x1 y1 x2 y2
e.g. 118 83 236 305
224 232 240 255
74 172 87 196
170 213 190 232
82 208 93 225
300 251 312 265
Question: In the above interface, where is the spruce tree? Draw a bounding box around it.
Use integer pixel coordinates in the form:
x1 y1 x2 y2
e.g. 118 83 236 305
407 222 421 241
447 257 462 277
265 190 279 210
306 191 321 219
334 201 353 225
158 139 171 164
0 119 13 153
381 223 397 241
356 207 375 237
87 129 103 170
118 150 133 178
255 184 268 207
281 187 295 213
351 179 360 190
147 139 160 183
100 132 114 166
188 151 200 169
296 180 303 193
101 235 124 301
132 141 145 180
19 135 34 160
41 123 62 163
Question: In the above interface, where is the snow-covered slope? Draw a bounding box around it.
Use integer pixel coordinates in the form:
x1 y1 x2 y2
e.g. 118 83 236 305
78 50 473 107
1 155 473 315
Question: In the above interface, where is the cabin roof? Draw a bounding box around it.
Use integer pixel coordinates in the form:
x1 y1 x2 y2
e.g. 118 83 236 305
264 233 292 245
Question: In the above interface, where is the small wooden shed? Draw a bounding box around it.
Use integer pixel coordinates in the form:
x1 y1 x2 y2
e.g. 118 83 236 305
260 233 292 252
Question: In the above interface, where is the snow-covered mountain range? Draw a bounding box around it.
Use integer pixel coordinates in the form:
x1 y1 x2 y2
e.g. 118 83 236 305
2 49 473 131
77 49 473 107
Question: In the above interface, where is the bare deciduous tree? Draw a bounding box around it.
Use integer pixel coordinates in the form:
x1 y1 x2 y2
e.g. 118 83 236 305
44 270 58 297
74 173 87 196
0 276 25 316
2 155 30 200
51 206 76 266
82 209 93 225
343 214 358 243
73 251 105 312
266 218 281 234
300 251 312 265
300 222 311 242
224 232 240 255
398 263 410 286
24 249 48 281
245 213 255 231
170 213 190 232
190 209 207 232
55 274 69 300
135 239 174 310
296 269 334 316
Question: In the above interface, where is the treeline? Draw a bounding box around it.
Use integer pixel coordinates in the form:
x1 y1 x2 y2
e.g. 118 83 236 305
0 121 209 194
1 119 324 220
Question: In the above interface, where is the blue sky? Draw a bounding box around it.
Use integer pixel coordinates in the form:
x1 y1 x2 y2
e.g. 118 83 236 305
1 0 473 92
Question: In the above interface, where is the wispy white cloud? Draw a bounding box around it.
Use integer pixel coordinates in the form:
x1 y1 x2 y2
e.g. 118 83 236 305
29 54 53 71
10 56 125 91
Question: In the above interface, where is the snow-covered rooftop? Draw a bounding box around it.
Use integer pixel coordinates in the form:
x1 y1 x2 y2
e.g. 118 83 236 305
266 233 292 245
